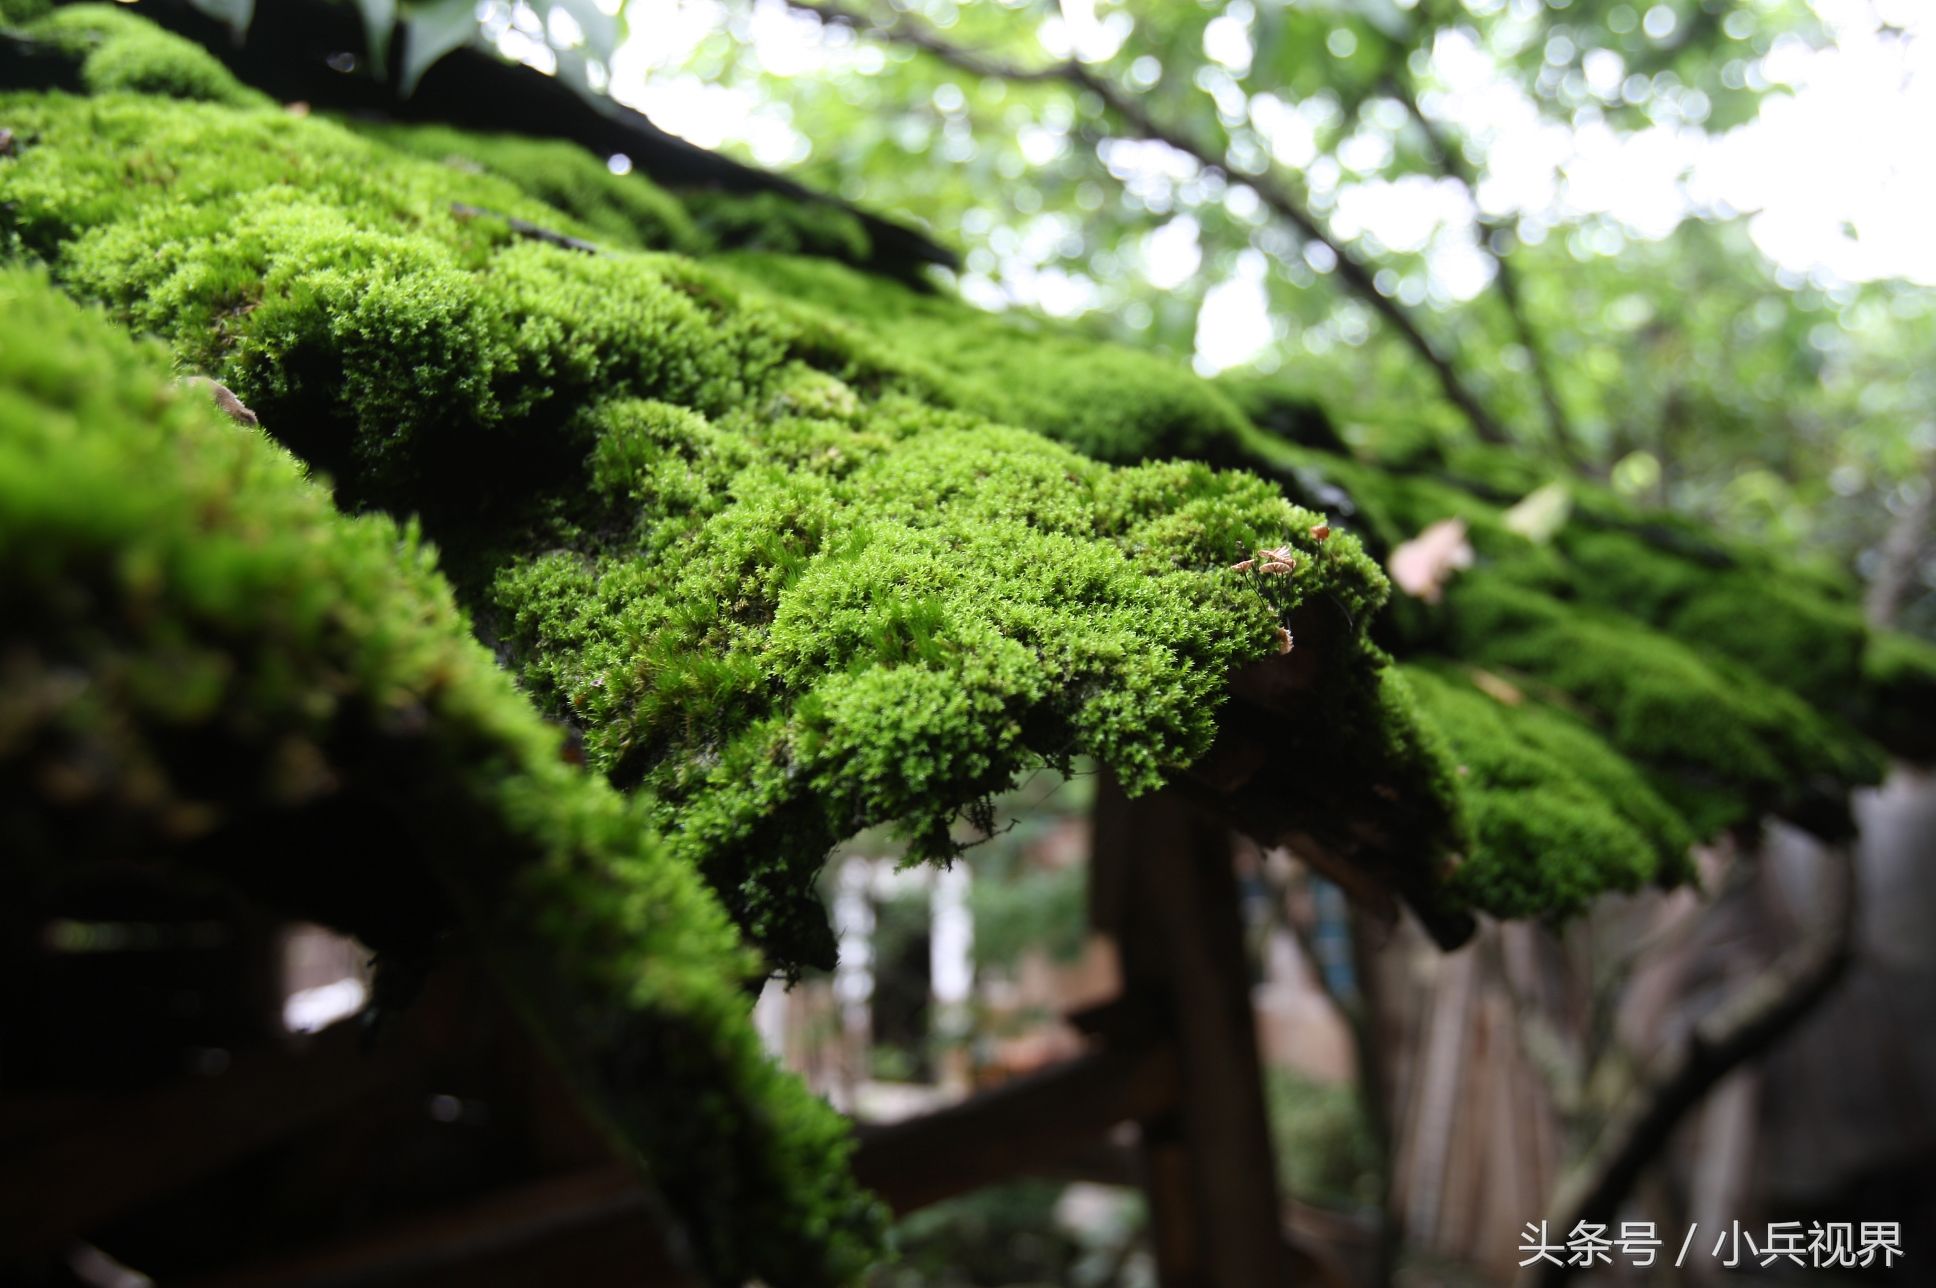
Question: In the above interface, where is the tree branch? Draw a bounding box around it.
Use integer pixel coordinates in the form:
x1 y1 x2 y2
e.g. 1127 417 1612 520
1385 76 1586 466
787 0 1514 447
1530 842 1860 1288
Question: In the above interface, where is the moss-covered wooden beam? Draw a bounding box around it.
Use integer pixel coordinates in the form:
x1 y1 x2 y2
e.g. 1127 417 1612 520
9 2 1926 998
0 264 880 1286
9 13 1933 1280
0 38 1471 976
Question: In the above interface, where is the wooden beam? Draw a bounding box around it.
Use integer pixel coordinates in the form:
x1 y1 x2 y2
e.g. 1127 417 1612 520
1174 604 1475 952
1094 774 1295 1287
181 1166 686 1288
0 1024 415 1256
852 1040 1179 1214
187 1041 1176 1288
1140 1115 1208 1288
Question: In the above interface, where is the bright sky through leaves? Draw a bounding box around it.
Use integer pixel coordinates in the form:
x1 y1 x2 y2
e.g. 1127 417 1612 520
607 0 1933 371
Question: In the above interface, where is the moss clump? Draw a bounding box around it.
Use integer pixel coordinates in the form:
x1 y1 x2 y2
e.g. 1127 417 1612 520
718 251 1262 465
352 120 702 253
1215 373 1352 454
494 396 1378 968
1555 526 1871 714
1261 441 1914 818
16 10 1908 971
1439 573 1881 836
0 264 880 1287
1272 445 1573 590
1279 440 1892 740
11 16 1925 1276
0 93 801 502
20 6 268 107
1405 666 1693 917
685 187 874 263
2 77 1421 975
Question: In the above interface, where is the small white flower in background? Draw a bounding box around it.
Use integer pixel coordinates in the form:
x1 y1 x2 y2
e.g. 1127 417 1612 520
1389 516 1473 603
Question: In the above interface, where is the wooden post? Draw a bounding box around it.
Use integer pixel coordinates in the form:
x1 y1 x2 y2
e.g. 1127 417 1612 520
1093 772 1293 1287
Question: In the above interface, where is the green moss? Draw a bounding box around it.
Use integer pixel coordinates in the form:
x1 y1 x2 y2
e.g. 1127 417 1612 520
1405 666 1693 917
1215 373 1351 454
718 251 1261 465
1555 527 1871 712
0 265 880 1285
1259 439 1914 805
6 10 1908 988
0 0 51 23
0 93 794 500
1439 573 1882 836
1287 440 1886 740
9 19 1923 1277
1278 445 1572 590
22 5 267 106
352 120 702 253
685 188 873 263
493 403 1371 967
1 80 1421 974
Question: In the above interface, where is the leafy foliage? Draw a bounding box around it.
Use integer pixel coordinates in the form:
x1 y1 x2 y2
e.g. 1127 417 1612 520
877 1180 1137 1286
1266 1065 1380 1210
674 0 1933 628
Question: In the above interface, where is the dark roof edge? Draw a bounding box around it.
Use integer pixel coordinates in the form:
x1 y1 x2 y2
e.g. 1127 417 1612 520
121 0 958 276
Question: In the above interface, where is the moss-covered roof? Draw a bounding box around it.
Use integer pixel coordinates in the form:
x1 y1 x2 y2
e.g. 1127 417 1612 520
4 7 1933 1281
0 18 1433 968
0 261 878 1285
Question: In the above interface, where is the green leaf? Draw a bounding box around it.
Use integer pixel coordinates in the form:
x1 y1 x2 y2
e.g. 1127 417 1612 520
550 0 618 62
354 0 397 80
398 0 475 96
184 0 255 40
554 46 595 97
1502 482 1573 545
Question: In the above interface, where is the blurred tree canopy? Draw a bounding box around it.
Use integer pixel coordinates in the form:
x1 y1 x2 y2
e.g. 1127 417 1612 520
631 0 1933 632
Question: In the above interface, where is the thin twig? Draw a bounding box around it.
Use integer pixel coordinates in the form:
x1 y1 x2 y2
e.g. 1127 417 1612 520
1530 842 1860 1288
451 202 603 254
1385 75 1586 467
